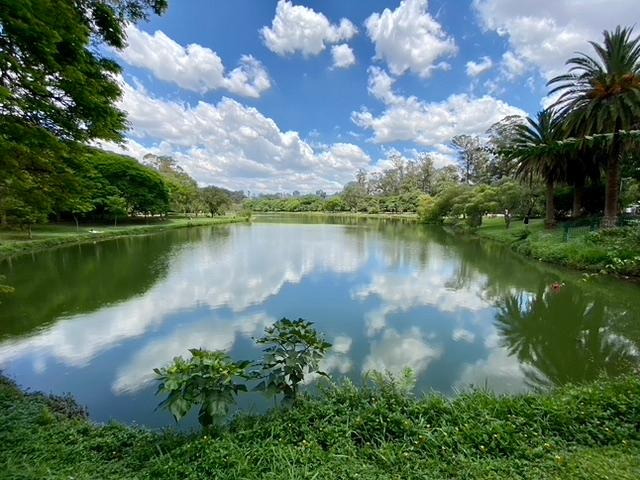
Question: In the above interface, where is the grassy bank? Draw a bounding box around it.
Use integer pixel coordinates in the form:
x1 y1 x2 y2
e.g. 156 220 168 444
0 216 249 260
471 218 640 277
1 375 639 479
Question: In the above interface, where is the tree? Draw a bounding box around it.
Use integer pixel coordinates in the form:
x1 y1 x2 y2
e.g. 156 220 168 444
143 154 200 214
105 195 127 226
200 186 231 216
549 26 640 227
451 135 489 185
341 182 366 211
89 150 170 216
0 0 167 142
505 110 567 228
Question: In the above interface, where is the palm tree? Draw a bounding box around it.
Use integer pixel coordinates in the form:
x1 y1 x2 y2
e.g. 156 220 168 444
507 109 566 228
565 144 602 217
495 285 638 389
549 26 640 227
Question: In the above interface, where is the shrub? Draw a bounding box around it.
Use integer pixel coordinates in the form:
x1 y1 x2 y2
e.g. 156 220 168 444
154 349 251 427
254 318 331 404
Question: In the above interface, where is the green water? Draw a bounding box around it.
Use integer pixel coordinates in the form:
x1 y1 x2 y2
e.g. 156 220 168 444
0 216 638 428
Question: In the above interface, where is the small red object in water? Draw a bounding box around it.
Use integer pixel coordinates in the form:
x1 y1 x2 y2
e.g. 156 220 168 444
551 282 563 293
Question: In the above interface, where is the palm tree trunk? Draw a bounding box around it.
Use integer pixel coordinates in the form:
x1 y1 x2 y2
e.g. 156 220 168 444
545 179 556 228
572 178 584 218
603 143 621 228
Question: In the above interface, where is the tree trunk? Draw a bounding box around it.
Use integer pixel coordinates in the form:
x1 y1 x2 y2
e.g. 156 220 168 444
114 215 117 227
73 214 79 232
545 179 556 228
603 145 621 228
27 224 32 239
572 178 585 218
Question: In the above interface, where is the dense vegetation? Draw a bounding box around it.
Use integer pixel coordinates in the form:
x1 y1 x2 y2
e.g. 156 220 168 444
0 1 246 237
246 27 640 237
2 373 639 479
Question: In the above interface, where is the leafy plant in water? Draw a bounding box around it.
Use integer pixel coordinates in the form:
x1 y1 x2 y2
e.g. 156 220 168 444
154 349 251 427
254 318 331 404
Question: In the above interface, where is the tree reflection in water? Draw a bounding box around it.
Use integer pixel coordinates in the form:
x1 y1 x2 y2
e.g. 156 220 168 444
495 284 639 389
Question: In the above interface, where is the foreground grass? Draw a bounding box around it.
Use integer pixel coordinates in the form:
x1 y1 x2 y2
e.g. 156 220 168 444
1 376 639 479
0 216 248 260
473 218 640 277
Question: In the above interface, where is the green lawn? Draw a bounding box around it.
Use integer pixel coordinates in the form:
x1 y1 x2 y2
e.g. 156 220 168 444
0 216 248 259
473 217 640 277
1 375 639 479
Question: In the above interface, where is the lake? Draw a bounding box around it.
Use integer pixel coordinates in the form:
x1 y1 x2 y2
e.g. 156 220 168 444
1 216 639 428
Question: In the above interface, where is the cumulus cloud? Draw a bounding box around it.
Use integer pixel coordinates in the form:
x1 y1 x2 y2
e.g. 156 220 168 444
118 25 270 98
331 44 356 69
365 0 457 78
500 51 529 80
102 78 371 192
352 67 526 156
473 0 640 79
261 0 357 56
362 327 442 377
466 56 494 77
455 345 527 394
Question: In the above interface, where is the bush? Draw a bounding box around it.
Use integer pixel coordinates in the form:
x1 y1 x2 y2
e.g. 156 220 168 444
154 349 251 426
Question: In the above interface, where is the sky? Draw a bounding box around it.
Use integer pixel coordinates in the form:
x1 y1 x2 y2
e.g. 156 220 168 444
102 0 639 194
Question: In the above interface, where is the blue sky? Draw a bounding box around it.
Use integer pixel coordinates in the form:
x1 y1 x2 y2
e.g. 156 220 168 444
104 0 638 193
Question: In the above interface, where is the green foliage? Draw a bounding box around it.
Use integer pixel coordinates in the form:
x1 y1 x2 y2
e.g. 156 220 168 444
154 349 251 427
416 194 441 223
0 0 166 143
476 218 640 276
323 197 348 212
254 318 331 403
89 150 170 216
200 186 232 216
4 374 640 479
142 154 201 214
105 195 128 226
364 368 417 396
549 26 640 226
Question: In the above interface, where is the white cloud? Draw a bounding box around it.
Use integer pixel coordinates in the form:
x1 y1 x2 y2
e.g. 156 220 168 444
113 313 273 393
331 44 356 69
102 78 372 193
452 328 476 343
466 56 494 77
352 68 526 154
119 25 270 98
362 327 442 377
455 345 527 394
261 0 357 56
500 51 529 80
473 0 640 80
365 0 457 78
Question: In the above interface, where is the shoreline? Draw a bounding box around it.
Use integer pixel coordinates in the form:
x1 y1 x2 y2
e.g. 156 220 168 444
253 211 418 220
461 218 640 280
0 216 249 261
1 374 639 479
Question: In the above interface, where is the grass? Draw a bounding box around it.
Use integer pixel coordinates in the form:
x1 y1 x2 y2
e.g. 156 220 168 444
0 215 249 260
472 218 640 277
1 374 639 479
